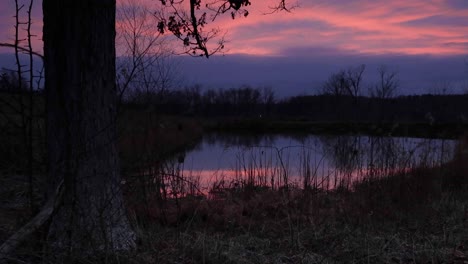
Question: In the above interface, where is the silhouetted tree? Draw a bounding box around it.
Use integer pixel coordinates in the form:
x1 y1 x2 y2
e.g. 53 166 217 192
43 0 135 254
40 0 292 255
346 64 366 98
322 65 365 98
116 0 180 105
260 86 275 116
370 65 399 99
322 70 350 96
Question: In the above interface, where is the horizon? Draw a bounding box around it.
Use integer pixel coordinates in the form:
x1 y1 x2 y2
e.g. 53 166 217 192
0 0 467 97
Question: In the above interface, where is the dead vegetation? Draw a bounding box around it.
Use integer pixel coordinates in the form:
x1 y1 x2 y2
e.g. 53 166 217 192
1 104 467 263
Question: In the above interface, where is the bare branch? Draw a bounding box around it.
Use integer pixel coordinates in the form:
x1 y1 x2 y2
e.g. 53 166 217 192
264 0 299 14
370 65 399 98
0 42 44 60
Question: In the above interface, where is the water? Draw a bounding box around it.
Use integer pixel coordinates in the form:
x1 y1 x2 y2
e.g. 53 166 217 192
173 133 457 192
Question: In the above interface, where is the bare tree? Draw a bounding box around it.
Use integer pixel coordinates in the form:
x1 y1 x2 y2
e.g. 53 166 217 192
322 70 350 96
370 65 399 99
259 86 275 117
260 86 275 104
116 0 180 104
322 65 366 98
2 0 294 258
0 0 44 214
346 64 365 98
0 0 46 258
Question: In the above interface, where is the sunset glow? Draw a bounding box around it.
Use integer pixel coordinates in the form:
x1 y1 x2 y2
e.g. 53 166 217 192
211 0 468 56
1 0 467 96
1 1 467 56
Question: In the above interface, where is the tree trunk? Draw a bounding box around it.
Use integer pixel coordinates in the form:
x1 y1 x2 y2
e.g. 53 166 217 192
43 0 135 255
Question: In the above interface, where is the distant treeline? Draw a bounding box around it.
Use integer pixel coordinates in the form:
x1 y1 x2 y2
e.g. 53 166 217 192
281 94 468 124
124 85 468 124
1 72 466 124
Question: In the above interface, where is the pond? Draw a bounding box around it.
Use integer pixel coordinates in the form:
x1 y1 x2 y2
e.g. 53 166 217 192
167 133 457 193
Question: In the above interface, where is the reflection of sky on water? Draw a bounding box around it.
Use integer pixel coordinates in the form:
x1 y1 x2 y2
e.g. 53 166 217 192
182 136 318 171
176 134 457 189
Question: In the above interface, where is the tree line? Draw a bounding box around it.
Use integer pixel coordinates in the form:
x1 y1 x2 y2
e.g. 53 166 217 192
2 67 466 125
121 85 468 125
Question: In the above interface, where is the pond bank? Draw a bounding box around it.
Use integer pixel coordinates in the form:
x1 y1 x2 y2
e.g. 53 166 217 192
124 150 468 263
205 118 468 139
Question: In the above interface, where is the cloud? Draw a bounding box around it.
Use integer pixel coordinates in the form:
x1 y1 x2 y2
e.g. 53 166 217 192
446 0 468 10
443 42 468 48
1 0 467 98
402 14 468 28
208 0 468 56
1 0 467 57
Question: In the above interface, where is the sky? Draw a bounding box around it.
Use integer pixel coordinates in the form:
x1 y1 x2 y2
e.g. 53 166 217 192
0 0 467 97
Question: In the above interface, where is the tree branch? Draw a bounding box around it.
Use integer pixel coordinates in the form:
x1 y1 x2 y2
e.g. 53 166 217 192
0 42 44 60
0 181 64 260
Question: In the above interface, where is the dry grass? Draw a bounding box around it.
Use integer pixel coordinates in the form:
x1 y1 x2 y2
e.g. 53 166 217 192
1 104 467 263
118 134 468 263
125 188 468 263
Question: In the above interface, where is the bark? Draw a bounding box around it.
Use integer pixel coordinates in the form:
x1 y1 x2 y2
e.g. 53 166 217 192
43 0 135 255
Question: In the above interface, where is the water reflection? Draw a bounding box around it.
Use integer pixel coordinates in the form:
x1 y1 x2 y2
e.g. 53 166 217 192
174 133 456 192
317 135 454 189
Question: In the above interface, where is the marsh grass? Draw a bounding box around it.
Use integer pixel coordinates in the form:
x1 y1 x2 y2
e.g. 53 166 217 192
128 183 468 263
115 134 468 263
1 108 467 263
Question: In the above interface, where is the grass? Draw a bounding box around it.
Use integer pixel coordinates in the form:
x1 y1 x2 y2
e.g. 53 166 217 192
126 184 468 263
4 187 467 263
1 100 467 263
115 134 468 263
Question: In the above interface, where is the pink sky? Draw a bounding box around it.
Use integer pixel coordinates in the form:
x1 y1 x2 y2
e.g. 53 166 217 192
1 0 467 57
1 0 467 96
211 0 468 56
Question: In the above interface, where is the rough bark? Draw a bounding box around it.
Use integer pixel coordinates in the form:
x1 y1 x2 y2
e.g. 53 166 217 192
43 0 135 255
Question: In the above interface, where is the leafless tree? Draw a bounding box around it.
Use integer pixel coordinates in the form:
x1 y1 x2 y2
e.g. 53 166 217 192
0 0 43 214
260 86 275 105
322 70 350 96
322 65 366 98
346 64 365 98
116 0 181 104
0 0 45 258
2 0 294 258
259 86 275 116
370 65 399 99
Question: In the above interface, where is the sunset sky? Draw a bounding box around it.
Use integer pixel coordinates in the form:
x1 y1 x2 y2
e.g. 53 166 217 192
1 0 467 96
